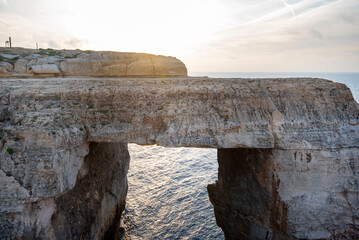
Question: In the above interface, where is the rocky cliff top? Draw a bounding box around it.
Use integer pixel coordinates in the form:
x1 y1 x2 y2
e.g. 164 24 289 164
0 47 187 78
1 77 358 150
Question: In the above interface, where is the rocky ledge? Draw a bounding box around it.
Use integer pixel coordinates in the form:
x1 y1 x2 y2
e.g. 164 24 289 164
0 75 358 239
0 47 187 78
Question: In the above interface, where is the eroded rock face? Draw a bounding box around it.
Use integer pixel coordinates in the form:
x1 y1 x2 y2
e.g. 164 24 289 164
1 78 357 149
51 142 129 240
0 47 187 78
208 148 359 239
0 77 358 239
208 149 277 240
0 142 129 239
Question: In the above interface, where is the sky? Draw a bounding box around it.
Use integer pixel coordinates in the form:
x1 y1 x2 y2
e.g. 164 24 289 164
0 0 358 72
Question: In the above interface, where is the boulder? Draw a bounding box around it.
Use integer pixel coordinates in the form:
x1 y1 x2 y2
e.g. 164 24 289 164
31 64 60 74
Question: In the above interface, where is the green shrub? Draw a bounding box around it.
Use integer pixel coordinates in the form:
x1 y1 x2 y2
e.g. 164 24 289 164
96 110 109 114
38 50 47 55
64 53 80 59
159 103 170 110
21 53 31 57
0 49 13 54
6 148 13 155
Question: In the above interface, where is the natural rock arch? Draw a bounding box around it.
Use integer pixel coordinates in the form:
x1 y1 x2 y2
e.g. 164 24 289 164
1 77 358 239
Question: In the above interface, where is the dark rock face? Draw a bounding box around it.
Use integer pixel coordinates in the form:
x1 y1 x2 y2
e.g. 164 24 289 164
6 142 130 240
51 142 129 240
208 148 359 239
208 148 289 240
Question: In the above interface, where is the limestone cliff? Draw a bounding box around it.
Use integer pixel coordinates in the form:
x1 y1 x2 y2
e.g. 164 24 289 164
0 75 358 239
0 47 187 78
0 140 129 239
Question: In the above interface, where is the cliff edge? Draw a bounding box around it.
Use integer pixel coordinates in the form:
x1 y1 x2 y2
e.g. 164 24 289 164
0 47 187 78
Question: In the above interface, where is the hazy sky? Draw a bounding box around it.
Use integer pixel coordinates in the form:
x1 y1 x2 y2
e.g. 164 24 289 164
0 0 358 72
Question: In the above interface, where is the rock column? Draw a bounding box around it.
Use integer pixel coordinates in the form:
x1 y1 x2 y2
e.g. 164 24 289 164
208 148 359 239
208 148 290 240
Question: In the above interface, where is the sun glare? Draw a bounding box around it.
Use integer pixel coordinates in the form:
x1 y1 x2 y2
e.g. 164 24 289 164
1 0 358 71
59 0 229 57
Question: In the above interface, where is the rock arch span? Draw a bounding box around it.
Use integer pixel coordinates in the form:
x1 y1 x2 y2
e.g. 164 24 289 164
0 77 358 239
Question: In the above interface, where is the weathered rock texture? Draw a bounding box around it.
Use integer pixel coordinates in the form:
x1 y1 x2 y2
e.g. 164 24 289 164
0 47 187 78
0 77 358 239
208 148 359 239
51 142 129 240
0 140 129 239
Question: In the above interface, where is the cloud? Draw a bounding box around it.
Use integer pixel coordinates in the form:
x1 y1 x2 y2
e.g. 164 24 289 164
48 40 60 49
186 0 359 72
64 38 90 49
0 0 357 71
0 0 84 49
280 0 296 16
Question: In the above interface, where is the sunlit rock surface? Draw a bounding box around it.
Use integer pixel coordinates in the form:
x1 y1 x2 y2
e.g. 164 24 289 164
0 47 187 78
0 77 358 239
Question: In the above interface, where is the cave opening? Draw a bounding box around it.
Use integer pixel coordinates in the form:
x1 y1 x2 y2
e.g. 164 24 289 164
122 143 224 239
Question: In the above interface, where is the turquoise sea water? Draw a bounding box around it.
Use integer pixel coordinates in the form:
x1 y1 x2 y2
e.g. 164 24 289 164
123 73 358 240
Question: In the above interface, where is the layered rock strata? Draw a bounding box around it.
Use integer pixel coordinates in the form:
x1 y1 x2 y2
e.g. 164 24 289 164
208 148 359 239
51 142 129 240
0 77 358 239
0 141 129 239
0 47 187 78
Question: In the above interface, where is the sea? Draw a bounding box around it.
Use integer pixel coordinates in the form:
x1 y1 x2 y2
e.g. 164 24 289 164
122 72 359 240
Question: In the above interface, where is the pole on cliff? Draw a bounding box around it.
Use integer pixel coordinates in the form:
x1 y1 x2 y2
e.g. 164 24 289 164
9 37 12 48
